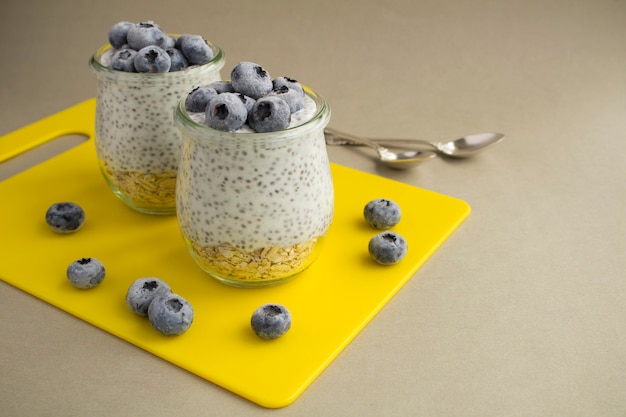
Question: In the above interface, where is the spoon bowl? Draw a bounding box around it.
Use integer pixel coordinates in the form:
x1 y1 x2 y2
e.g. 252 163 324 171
377 147 437 169
324 129 437 169
325 128 504 159
382 132 505 158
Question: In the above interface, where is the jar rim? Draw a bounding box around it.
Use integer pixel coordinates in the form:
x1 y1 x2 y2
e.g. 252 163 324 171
173 85 331 144
88 36 225 82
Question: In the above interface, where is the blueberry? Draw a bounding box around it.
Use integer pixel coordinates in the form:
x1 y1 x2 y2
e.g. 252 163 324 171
230 62 273 99
177 34 214 65
126 277 172 316
273 76 304 97
205 92 249 132
134 45 171 73
363 198 402 229
268 85 304 113
173 33 194 50
236 93 256 113
164 35 176 49
109 48 137 72
250 304 292 340
185 86 218 112
209 80 235 94
165 47 189 71
248 95 291 132
66 258 106 289
368 231 408 265
126 21 167 50
108 21 134 49
45 202 85 233
148 293 194 336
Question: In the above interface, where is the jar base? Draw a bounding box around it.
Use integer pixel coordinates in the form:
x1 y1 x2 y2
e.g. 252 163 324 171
99 163 176 215
204 271 301 288
110 189 176 215
184 237 324 288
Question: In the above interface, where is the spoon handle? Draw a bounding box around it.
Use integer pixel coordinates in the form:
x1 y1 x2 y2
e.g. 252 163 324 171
324 128 391 151
324 128 437 150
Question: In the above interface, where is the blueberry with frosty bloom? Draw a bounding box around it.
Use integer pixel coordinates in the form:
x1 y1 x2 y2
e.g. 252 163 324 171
134 45 171 73
126 277 172 316
230 61 273 100
45 202 85 233
251 303 292 340
368 231 408 265
66 258 106 289
148 293 194 336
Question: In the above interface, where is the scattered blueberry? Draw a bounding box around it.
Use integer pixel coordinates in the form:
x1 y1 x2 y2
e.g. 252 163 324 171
148 293 194 336
45 202 85 233
205 92 249 132
368 231 408 265
363 198 402 229
134 45 171 73
250 304 292 340
110 48 137 72
178 34 214 65
209 81 235 94
126 277 172 316
273 76 304 97
166 47 189 72
66 258 106 289
230 62 273 99
268 85 304 113
185 86 218 112
248 95 291 133
108 21 134 49
126 21 167 50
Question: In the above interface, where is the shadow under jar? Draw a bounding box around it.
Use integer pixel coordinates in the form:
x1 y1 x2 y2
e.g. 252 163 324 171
89 39 225 215
173 87 333 287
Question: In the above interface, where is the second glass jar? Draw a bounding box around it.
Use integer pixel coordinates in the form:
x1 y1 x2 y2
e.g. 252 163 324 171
89 39 225 215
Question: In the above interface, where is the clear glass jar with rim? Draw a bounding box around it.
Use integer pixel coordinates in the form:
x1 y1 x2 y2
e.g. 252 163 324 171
173 86 334 287
89 39 225 215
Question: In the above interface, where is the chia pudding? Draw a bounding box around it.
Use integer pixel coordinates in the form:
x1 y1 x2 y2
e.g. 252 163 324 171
89 38 225 214
174 85 333 287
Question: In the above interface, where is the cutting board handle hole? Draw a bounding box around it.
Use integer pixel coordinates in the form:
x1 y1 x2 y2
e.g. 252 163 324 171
0 133 89 181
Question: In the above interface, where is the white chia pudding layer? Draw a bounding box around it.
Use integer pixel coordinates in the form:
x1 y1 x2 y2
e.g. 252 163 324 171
175 89 333 283
90 44 224 212
93 48 224 173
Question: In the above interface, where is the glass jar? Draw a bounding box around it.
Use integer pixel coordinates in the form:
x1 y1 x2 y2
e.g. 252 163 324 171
173 87 333 287
89 40 225 215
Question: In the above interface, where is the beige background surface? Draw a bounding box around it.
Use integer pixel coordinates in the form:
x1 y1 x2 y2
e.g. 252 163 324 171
1 0 625 415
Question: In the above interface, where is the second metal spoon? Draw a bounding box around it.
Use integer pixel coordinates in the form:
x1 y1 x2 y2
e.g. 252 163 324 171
325 128 504 159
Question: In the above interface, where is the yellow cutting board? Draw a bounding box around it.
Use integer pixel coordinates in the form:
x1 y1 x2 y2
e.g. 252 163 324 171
0 99 470 408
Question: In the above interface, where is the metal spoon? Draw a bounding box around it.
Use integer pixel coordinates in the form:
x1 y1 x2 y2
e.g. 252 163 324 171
324 129 437 169
325 128 504 159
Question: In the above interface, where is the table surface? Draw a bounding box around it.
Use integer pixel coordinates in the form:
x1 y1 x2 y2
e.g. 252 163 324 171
1 1 625 415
